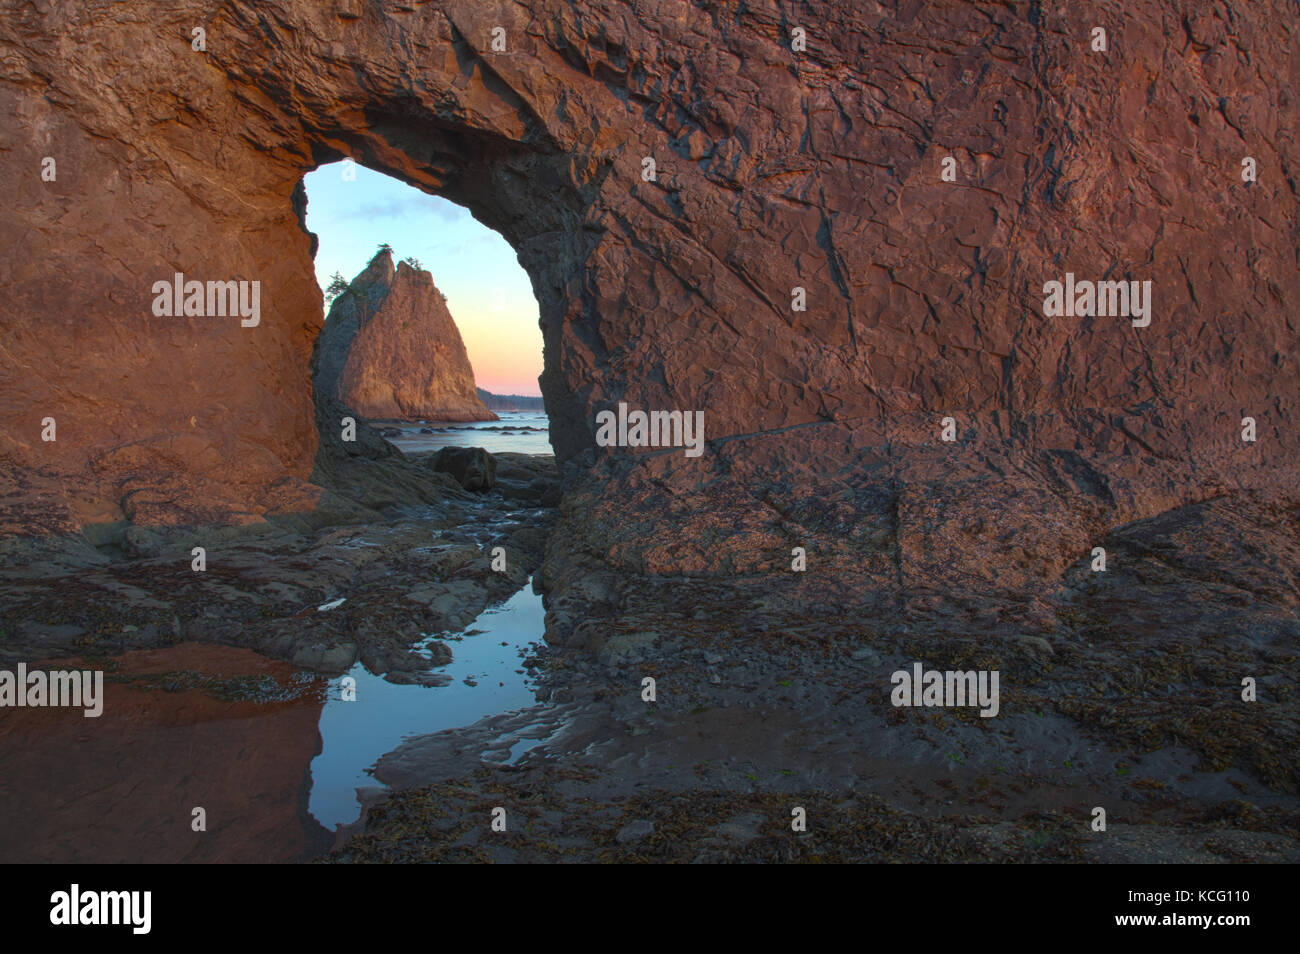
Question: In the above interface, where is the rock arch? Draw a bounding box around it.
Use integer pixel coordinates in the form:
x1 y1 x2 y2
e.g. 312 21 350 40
1 0 1295 598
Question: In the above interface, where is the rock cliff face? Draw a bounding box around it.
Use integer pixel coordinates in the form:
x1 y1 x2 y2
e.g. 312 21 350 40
0 1 1296 602
314 250 495 422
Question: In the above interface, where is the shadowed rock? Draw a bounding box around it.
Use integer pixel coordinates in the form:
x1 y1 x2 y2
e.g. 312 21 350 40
432 446 497 491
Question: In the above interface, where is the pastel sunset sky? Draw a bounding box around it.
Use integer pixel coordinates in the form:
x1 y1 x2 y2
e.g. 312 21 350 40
303 161 543 396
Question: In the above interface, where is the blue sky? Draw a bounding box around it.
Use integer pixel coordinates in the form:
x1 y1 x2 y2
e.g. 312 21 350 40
302 161 543 396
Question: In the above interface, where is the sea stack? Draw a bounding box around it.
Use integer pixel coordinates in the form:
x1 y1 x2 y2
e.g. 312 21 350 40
313 250 497 422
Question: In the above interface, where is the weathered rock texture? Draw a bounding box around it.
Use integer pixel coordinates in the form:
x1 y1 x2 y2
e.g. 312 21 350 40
0 1 1296 602
313 249 495 422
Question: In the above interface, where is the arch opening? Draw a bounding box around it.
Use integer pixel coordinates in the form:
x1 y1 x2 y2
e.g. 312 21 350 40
300 159 550 458
290 108 597 465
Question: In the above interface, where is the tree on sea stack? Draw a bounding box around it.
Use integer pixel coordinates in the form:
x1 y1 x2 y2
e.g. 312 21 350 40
323 271 348 306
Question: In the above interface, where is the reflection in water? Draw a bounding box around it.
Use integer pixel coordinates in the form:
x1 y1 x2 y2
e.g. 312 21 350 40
0 581 547 861
309 579 546 830
0 644 331 863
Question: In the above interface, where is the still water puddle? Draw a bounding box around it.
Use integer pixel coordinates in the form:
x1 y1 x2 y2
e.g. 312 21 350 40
0 583 547 861
308 579 547 830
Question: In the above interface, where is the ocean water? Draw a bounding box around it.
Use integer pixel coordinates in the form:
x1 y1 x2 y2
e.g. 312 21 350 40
378 410 551 456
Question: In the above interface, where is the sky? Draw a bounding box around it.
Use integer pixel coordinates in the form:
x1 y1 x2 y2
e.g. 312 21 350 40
302 161 543 396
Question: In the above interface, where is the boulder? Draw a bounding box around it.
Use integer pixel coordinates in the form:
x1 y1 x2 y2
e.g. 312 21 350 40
431 447 497 492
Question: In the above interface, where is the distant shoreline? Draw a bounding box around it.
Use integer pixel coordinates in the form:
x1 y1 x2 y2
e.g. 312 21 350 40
476 387 546 413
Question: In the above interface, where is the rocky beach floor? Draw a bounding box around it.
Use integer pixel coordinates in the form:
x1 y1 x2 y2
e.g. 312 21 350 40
1 445 1296 863
329 565 1299 864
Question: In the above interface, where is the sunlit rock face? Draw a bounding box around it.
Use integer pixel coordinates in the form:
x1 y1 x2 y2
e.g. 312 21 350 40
313 250 496 423
0 1 1294 599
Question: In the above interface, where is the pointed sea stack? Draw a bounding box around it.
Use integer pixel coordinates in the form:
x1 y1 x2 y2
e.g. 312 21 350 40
313 250 497 422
